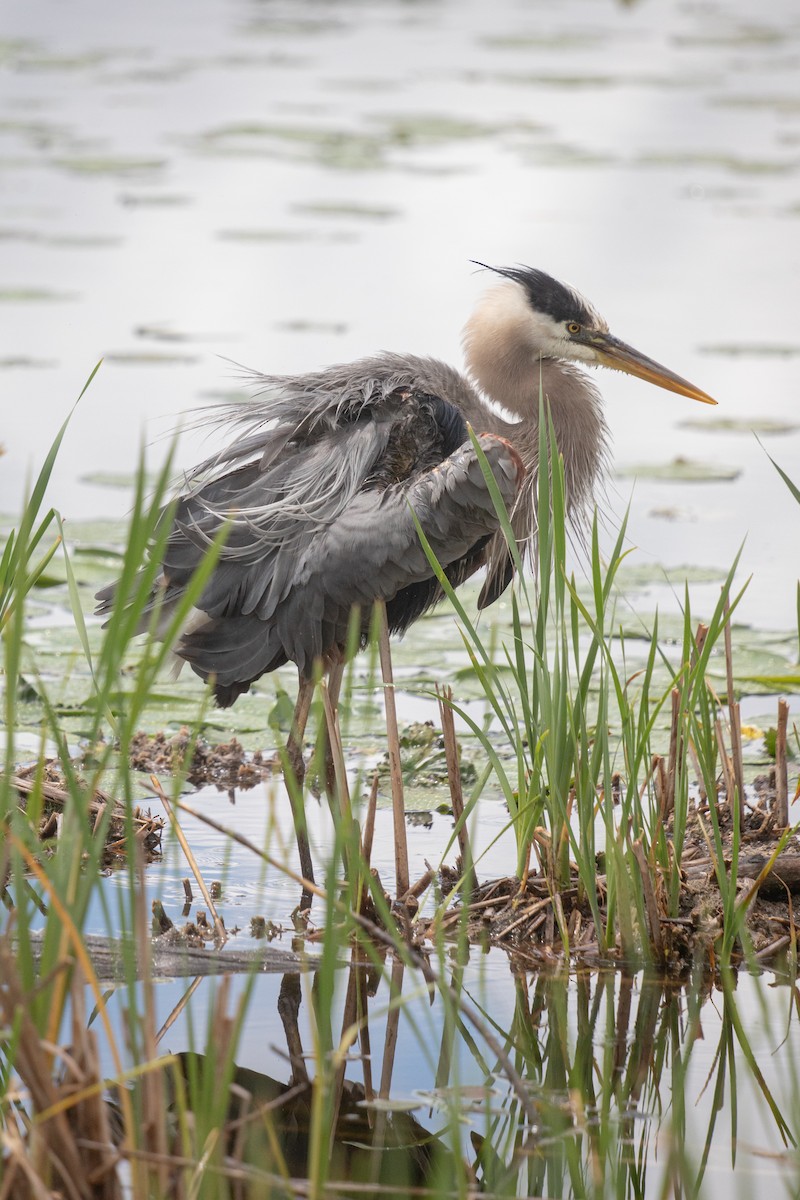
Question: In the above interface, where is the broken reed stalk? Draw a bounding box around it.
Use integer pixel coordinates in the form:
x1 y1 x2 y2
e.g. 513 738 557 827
151 776 227 945
693 622 710 666
776 698 790 828
375 599 410 899
155 977 204 1046
436 684 475 901
724 597 746 819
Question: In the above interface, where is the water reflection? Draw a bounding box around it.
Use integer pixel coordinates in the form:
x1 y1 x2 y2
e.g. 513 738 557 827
82 950 800 1197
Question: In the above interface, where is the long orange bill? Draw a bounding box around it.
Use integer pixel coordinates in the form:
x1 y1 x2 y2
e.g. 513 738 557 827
592 332 717 405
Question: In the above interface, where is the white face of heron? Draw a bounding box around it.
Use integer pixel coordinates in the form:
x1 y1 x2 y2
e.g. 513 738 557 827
463 278 609 380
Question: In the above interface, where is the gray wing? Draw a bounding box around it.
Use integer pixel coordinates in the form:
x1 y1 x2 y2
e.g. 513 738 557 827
186 353 483 540
177 434 523 701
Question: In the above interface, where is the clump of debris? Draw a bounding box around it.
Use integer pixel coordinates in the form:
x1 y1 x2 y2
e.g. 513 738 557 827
128 728 276 790
8 761 164 864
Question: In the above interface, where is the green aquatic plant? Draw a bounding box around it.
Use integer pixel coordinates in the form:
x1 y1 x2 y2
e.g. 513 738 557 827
4 373 800 1198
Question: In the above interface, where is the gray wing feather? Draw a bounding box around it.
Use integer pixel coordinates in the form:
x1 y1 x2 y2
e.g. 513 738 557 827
188 355 481 530
179 435 522 685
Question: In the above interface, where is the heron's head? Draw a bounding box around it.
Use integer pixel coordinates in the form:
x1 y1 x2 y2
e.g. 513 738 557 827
466 262 716 407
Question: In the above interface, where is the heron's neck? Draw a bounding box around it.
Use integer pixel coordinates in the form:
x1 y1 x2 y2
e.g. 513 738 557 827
462 307 609 523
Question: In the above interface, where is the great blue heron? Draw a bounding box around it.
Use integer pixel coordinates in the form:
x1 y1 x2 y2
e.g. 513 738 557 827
96 263 715 891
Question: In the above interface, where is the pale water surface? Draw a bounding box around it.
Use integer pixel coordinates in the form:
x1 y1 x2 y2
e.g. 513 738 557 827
4 3 800 1195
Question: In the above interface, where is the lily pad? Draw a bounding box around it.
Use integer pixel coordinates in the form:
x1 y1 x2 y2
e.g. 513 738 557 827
119 194 191 207
616 458 741 483
53 156 167 176
104 351 199 366
276 320 347 335
291 201 399 219
189 124 387 171
698 343 800 358
679 416 800 435
479 33 606 50
372 114 497 145
0 356 57 368
48 234 123 249
80 471 158 489
637 151 794 176
615 563 729 588
0 288 76 302
216 228 315 242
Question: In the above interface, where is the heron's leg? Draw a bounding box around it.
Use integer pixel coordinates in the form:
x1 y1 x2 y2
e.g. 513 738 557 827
286 673 314 786
285 674 315 902
277 972 309 1088
323 659 346 799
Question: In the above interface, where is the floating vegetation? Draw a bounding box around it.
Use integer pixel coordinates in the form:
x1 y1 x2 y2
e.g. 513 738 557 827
616 456 742 482
102 350 200 365
479 32 610 51
118 192 191 206
673 24 786 48
679 415 800 435
79 470 159 489
637 150 796 175
0 287 76 302
186 122 387 170
614 561 729 587
276 318 348 335
216 227 316 242
53 154 167 176
127 728 275 789
699 342 800 358
0 355 57 369
468 69 617 89
14 51 117 72
8 762 164 864
370 112 499 145
711 93 800 114
521 139 616 167
291 200 401 219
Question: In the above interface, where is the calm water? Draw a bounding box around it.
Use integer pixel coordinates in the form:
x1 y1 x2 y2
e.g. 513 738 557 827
4 3 800 1194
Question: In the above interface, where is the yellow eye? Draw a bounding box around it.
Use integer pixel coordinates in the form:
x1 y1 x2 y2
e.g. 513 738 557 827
567 321 581 335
